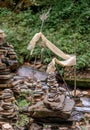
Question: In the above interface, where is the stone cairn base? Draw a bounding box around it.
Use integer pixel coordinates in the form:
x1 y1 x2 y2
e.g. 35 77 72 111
20 72 75 130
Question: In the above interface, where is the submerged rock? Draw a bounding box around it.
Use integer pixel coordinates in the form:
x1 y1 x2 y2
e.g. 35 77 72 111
75 107 90 113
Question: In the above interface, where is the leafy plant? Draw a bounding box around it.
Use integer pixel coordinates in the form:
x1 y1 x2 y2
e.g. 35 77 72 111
0 0 90 70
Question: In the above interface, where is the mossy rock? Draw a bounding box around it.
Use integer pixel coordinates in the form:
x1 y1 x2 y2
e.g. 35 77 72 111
65 78 90 88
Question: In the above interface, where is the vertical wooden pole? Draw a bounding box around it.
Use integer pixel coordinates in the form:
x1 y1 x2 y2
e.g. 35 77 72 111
74 34 77 98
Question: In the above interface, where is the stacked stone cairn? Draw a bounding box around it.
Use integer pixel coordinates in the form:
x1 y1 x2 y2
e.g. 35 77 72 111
12 76 37 95
26 72 75 129
30 80 46 105
12 74 49 101
0 30 18 128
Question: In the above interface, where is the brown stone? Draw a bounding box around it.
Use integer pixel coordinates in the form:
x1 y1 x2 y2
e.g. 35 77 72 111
0 84 13 88
0 63 6 70
8 55 17 60
2 123 14 130
44 94 65 110
0 79 11 84
0 69 10 75
7 51 16 55
63 98 75 113
0 74 12 80
29 123 42 130
28 100 74 120
0 49 7 54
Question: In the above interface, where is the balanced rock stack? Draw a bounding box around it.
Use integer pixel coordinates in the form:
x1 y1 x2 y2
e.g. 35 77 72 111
26 72 75 129
0 30 18 71
0 89 18 126
0 29 18 88
28 80 45 105
12 75 48 100
0 29 18 89
0 30 18 127
12 76 37 95
0 63 13 89
44 72 66 111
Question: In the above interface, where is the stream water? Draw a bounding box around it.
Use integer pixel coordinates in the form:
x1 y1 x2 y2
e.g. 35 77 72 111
17 65 48 81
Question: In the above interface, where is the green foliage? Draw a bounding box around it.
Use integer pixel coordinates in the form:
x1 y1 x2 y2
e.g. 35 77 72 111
16 114 29 127
18 99 29 109
16 93 29 127
16 94 29 126
0 0 90 70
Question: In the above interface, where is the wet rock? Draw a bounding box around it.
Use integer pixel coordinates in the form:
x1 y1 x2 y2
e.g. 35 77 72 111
69 111 84 121
0 89 18 123
75 107 90 113
80 97 90 107
17 65 48 81
63 97 75 113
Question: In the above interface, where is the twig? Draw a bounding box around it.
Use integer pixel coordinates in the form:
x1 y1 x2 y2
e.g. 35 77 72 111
40 8 51 62
56 65 71 97
32 56 36 81
40 8 51 32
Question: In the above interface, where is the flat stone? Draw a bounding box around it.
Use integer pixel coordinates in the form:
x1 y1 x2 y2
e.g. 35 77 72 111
63 97 75 113
29 123 42 130
75 106 90 113
0 109 14 117
69 111 84 121
0 74 12 79
44 94 65 111
0 84 13 88
80 97 90 107
2 123 14 130
12 80 22 86
3 97 15 102
28 101 73 120
0 69 10 75
0 79 11 84
0 49 7 54
1 104 14 110
0 47 13 50
7 51 16 55
8 55 17 60
0 64 6 70
0 92 13 99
